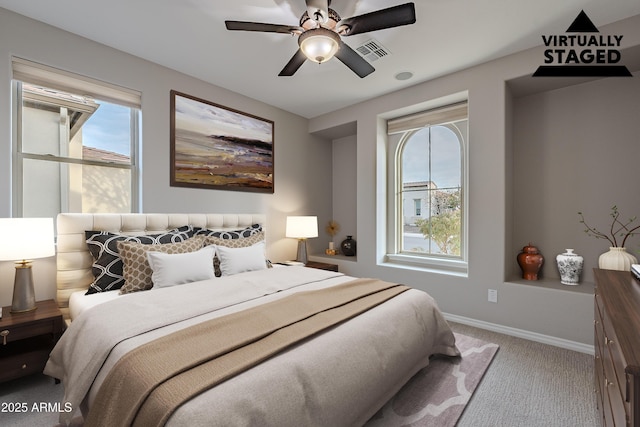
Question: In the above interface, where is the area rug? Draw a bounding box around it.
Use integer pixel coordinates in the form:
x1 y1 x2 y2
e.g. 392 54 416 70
365 332 499 427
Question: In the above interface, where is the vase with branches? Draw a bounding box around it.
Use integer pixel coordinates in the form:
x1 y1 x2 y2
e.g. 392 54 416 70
578 205 639 271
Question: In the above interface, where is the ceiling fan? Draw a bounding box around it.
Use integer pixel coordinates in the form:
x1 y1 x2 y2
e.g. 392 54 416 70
225 1 416 78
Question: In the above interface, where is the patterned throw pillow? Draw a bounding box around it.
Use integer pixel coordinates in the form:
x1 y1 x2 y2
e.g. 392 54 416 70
196 224 262 238
85 226 195 294
118 236 205 294
204 231 265 277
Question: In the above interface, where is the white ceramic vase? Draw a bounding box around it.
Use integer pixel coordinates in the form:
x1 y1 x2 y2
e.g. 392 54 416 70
598 247 638 271
555 249 583 285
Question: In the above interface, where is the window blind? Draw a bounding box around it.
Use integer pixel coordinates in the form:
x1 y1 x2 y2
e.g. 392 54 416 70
12 57 141 108
387 101 467 135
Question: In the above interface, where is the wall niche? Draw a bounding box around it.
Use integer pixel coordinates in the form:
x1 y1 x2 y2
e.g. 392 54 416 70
506 73 640 288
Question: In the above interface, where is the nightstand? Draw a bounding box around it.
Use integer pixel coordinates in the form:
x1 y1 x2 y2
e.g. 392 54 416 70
305 261 339 272
0 299 64 383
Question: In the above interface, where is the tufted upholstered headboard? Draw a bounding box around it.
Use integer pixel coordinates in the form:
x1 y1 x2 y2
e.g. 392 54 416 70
55 213 266 322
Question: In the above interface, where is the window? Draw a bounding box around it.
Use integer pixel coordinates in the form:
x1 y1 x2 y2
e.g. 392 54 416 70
386 101 468 273
11 58 141 218
414 199 422 216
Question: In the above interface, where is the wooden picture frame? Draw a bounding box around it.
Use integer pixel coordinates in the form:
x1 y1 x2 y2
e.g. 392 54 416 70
170 90 274 193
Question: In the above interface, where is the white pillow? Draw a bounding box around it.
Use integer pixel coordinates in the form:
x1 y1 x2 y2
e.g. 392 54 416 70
216 241 267 276
147 245 216 288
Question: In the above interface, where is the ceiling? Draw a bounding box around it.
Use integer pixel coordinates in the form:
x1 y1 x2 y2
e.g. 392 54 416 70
1 0 639 118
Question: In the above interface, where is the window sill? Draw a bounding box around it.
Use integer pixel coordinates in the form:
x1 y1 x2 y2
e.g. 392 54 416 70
383 253 468 277
506 277 595 295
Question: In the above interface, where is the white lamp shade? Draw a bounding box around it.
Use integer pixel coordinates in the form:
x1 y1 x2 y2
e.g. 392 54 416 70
0 218 55 261
286 216 318 239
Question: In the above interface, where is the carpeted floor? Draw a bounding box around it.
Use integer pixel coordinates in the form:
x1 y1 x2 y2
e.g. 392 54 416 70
451 322 599 427
0 321 598 427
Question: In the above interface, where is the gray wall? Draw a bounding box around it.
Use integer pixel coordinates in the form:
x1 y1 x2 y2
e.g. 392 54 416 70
511 76 640 284
309 14 640 348
331 135 358 252
0 8 332 306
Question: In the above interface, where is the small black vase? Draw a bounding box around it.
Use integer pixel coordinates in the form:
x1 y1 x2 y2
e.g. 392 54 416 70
341 236 356 256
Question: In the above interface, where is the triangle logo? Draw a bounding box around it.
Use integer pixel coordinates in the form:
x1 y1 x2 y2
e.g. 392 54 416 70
566 10 599 33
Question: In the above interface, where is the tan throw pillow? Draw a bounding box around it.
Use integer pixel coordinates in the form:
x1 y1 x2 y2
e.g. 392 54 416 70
118 235 205 294
204 232 265 277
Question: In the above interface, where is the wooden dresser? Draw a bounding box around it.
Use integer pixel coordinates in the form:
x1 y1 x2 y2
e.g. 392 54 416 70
594 268 640 427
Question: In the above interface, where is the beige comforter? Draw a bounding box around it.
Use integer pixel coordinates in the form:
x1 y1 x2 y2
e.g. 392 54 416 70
45 267 458 427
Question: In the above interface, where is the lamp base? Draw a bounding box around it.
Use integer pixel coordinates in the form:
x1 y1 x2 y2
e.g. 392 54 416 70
11 262 37 314
296 239 309 265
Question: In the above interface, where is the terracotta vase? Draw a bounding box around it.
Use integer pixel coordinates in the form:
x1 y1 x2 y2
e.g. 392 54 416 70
517 243 544 280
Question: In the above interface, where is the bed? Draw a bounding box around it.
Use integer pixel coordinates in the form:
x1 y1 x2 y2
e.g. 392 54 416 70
46 213 459 427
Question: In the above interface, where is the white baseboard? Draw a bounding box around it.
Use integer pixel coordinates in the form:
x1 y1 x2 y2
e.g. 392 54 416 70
444 313 595 355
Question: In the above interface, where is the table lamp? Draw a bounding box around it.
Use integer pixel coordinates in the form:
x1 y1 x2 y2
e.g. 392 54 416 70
0 218 55 313
285 216 318 265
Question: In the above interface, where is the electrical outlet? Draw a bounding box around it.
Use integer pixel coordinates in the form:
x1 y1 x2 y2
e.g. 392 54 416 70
488 289 498 303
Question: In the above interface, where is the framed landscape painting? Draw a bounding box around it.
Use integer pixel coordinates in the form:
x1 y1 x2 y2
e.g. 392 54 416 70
170 90 274 193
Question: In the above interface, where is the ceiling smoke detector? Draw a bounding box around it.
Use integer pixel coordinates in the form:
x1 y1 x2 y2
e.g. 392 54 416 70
395 71 413 81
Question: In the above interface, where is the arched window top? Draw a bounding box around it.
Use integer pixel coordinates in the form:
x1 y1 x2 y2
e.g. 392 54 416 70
398 123 464 191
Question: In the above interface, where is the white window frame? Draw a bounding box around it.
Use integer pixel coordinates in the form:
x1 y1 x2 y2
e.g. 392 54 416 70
11 57 141 216
384 101 469 275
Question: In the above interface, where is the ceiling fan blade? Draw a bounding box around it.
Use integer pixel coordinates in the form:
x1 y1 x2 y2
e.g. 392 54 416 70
278 49 308 76
305 0 329 24
338 3 416 36
335 40 375 78
225 21 301 35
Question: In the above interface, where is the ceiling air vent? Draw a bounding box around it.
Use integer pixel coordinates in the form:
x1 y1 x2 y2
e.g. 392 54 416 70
355 39 390 62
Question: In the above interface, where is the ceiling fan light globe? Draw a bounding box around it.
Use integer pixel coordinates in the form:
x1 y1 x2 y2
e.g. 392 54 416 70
299 28 340 64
